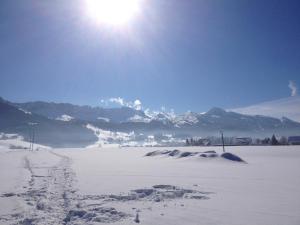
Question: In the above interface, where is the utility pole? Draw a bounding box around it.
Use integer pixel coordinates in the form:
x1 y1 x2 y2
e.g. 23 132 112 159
29 129 32 150
28 122 37 151
32 128 35 151
221 131 225 153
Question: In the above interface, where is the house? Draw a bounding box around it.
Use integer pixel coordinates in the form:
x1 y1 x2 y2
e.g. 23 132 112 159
234 137 252 145
288 136 300 145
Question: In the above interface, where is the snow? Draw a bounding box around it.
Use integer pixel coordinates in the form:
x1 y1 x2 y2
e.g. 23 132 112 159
127 114 151 123
173 112 199 127
86 124 135 147
55 114 74 122
97 117 110 122
144 109 176 124
0 141 300 224
0 133 50 151
86 125 183 147
127 110 200 127
18 108 32 115
134 110 200 128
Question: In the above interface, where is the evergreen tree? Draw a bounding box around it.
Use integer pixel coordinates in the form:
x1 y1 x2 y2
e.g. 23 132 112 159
271 135 279 145
186 139 190 146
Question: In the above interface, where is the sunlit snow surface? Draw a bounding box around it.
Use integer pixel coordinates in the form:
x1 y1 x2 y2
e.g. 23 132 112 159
0 139 300 225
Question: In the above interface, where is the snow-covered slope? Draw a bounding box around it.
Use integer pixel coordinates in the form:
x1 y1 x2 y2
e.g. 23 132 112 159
0 99 97 147
0 133 50 151
172 111 199 127
232 96 300 122
1 146 300 225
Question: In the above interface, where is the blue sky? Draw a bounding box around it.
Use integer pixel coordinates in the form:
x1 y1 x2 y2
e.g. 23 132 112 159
0 0 299 113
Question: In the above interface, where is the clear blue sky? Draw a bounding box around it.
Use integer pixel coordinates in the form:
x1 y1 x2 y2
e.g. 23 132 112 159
0 0 299 113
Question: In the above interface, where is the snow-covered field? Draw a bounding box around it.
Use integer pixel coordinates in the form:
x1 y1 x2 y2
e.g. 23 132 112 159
0 139 300 225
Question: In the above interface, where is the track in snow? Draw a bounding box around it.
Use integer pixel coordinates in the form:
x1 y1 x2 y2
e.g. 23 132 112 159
0 151 129 225
0 150 211 225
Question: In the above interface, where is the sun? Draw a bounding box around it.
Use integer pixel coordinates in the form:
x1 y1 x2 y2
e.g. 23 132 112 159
85 0 141 26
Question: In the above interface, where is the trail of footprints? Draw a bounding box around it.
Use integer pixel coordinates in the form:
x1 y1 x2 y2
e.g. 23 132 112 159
0 151 211 225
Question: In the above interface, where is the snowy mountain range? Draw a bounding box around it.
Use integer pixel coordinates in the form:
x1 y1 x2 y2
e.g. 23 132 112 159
1 96 300 147
13 100 145 123
0 97 97 147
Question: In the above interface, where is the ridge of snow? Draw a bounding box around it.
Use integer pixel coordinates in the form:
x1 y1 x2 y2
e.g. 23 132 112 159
127 114 151 123
18 108 32 115
97 117 110 122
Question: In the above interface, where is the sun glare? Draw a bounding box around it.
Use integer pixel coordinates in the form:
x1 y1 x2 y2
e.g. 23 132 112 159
86 0 141 26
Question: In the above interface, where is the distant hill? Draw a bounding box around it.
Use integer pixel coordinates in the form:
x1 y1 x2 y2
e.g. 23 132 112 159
13 101 146 123
1 97 300 147
0 98 97 147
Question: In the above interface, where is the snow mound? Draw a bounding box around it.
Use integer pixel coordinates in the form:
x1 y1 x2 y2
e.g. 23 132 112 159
200 153 219 158
145 149 246 162
179 151 198 158
145 149 214 158
145 150 163 156
221 152 246 162
168 149 181 156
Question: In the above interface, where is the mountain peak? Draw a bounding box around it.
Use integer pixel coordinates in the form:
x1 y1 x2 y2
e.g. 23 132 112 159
206 107 227 115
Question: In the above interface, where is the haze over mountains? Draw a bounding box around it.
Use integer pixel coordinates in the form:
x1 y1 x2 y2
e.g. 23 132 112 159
232 96 300 123
1 96 300 147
